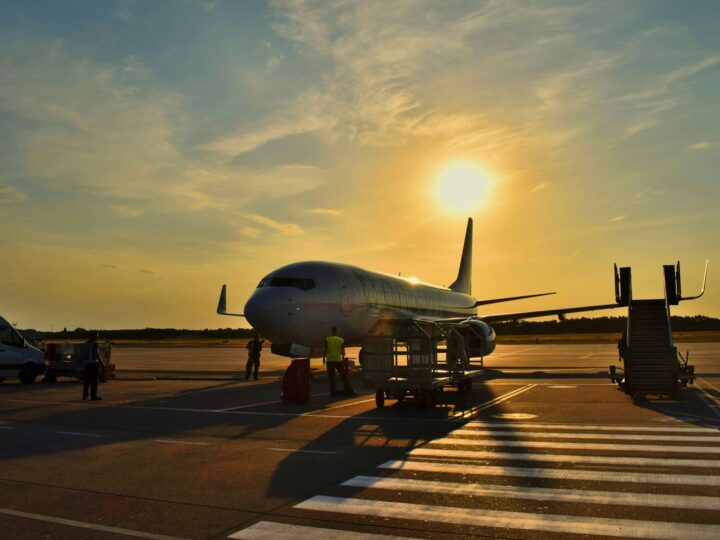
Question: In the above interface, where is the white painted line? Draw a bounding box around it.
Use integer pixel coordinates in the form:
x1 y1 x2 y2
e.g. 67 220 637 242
407 447 720 468
699 377 720 394
697 385 720 418
548 385 577 388
305 397 376 413
343 475 720 511
463 421 720 433
432 437 720 454
0 425 14 430
54 431 102 438
228 520 409 539
449 429 720 442
268 448 337 455
154 439 210 446
379 459 720 486
295 495 720 540
0 507 185 540
453 384 536 418
219 393 331 411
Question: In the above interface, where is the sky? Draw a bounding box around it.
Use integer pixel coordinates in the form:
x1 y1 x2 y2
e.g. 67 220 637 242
1 0 719 330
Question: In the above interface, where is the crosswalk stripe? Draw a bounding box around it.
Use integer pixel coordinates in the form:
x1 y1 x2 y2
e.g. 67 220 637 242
407 447 720 468
462 422 720 433
342 475 720 510
379 459 720 486
295 495 720 540
432 437 720 454
227 520 412 539
450 429 720 442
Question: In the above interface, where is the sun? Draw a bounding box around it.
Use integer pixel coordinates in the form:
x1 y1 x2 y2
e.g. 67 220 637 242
435 162 494 212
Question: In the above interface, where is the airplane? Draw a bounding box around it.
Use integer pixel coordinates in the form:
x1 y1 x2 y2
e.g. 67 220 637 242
217 217 661 358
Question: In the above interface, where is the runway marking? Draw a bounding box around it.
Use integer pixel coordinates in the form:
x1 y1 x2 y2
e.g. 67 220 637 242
548 385 577 388
305 397 376 413
699 377 720 394
0 507 186 540
452 384 536 418
697 383 720 418
406 447 720 468
432 436 720 454
218 393 331 411
342 475 720 510
491 413 537 420
462 421 720 433
295 495 720 540
268 448 337 455
379 459 720 486
228 520 407 539
449 429 720 442
154 439 210 446
54 431 102 438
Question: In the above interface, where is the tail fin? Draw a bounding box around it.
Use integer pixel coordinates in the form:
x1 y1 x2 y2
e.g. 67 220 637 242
449 217 473 295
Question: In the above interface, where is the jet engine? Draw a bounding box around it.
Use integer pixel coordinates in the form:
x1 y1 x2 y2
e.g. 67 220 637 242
461 318 496 357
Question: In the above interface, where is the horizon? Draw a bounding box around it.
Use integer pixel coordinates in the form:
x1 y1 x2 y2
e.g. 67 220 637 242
2 1 719 329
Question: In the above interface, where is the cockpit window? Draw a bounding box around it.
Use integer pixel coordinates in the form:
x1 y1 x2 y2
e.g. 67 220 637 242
257 277 316 291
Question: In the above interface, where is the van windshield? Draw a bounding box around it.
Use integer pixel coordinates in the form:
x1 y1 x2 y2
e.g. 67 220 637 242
0 326 24 347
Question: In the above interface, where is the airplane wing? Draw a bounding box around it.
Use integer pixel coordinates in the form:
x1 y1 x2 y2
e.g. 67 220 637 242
474 292 555 307
216 284 245 317
480 303 621 323
422 302 621 325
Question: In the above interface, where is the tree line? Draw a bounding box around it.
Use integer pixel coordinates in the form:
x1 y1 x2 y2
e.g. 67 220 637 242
18 315 720 341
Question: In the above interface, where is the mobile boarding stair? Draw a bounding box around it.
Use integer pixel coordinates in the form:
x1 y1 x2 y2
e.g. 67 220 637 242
609 262 707 397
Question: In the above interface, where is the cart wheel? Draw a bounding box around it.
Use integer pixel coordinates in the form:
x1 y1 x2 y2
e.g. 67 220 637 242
375 389 385 408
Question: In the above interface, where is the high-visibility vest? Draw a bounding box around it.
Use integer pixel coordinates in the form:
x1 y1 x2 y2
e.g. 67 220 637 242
325 335 344 362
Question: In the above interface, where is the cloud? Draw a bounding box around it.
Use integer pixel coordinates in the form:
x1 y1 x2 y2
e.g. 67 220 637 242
529 183 548 193
102 264 118 269
138 268 156 275
691 142 712 150
569 248 582 259
250 214 304 236
111 205 143 218
241 226 261 238
609 215 626 223
113 0 133 21
0 177 27 207
307 208 343 216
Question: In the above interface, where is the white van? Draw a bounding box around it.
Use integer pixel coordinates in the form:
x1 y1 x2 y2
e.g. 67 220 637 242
0 315 45 384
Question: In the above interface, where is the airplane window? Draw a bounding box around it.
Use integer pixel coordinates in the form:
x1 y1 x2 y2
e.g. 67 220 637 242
257 278 270 288
268 277 316 291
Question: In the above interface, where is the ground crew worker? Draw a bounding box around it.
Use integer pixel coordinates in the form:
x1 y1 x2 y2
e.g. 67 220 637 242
244 332 264 381
323 326 355 397
83 331 102 401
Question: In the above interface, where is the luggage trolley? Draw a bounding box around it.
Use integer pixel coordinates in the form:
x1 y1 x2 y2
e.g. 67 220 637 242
361 319 485 408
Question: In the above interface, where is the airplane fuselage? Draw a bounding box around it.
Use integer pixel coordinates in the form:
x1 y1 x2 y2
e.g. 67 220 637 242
244 261 479 356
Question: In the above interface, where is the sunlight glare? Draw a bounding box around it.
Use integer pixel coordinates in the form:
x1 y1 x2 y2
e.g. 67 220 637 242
435 162 494 212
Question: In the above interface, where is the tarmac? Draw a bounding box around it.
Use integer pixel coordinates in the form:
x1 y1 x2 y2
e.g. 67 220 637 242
1 343 719 539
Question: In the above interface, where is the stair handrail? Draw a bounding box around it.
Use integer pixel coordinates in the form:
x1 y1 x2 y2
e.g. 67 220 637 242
663 278 674 349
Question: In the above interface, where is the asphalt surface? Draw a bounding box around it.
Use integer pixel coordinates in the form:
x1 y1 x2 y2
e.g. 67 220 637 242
1 343 719 539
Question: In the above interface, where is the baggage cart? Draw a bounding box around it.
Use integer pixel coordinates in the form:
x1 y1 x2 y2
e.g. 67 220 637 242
44 341 115 382
361 319 484 408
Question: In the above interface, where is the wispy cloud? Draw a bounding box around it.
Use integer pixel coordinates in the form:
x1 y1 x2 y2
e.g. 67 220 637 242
569 248 582 259
529 183 548 193
241 226 261 238
307 208 343 216
111 205 143 218
138 268 156 275
0 177 27 207
250 214 304 236
113 0 133 21
609 215 626 223
691 142 713 150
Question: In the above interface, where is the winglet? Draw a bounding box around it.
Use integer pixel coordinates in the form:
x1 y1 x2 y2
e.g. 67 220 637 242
216 284 245 317
449 217 473 295
681 260 709 301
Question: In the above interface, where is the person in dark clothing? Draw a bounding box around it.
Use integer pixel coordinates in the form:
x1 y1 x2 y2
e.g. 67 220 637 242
83 331 102 401
244 332 264 381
